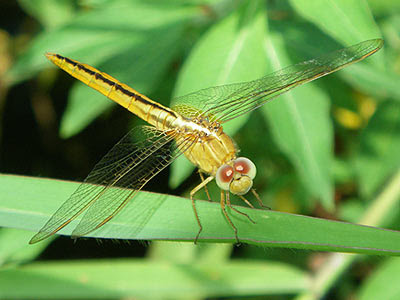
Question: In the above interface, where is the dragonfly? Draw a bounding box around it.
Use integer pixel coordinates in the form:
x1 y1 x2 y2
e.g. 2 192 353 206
29 38 383 244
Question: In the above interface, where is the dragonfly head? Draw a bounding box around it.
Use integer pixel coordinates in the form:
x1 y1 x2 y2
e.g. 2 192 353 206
216 157 256 195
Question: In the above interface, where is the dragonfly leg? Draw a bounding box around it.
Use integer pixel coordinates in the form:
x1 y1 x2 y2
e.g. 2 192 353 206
190 175 214 244
199 171 212 201
229 193 255 224
221 191 239 243
238 194 255 209
251 188 270 210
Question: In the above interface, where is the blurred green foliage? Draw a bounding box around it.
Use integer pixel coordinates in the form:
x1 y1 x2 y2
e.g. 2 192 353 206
0 0 400 299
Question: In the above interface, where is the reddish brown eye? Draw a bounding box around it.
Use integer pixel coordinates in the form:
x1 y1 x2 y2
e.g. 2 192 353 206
234 161 249 174
233 157 256 179
219 165 234 182
216 164 234 191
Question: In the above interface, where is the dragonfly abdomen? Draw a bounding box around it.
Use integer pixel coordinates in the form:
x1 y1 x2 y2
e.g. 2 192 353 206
46 53 179 130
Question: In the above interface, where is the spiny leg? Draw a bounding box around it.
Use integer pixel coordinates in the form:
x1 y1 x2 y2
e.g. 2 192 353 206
251 188 271 210
190 175 214 244
220 190 239 243
199 171 212 202
228 193 255 224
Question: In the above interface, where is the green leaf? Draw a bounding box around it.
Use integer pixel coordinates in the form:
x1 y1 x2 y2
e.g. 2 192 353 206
8 4 151 83
18 0 77 29
354 101 400 198
367 0 400 15
359 257 400 300
340 63 400 100
0 259 309 299
1 174 400 255
267 20 395 101
148 242 233 263
289 0 382 46
261 33 334 210
0 228 52 266
170 0 269 187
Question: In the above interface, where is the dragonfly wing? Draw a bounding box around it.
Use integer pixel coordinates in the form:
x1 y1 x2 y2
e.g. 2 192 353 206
172 39 383 122
30 126 194 244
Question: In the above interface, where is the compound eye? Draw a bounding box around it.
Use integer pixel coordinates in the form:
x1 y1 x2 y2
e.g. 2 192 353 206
216 164 234 191
234 157 256 179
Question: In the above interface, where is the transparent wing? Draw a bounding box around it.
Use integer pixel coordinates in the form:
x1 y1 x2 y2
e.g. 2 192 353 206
30 126 195 244
172 39 383 122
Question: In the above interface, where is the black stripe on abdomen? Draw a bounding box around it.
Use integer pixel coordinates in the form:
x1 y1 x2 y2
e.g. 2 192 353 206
58 54 175 117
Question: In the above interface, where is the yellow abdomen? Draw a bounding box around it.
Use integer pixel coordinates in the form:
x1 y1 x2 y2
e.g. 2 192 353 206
46 53 178 131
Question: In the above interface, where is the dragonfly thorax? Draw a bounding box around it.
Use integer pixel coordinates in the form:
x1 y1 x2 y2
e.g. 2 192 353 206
173 117 237 175
174 116 222 139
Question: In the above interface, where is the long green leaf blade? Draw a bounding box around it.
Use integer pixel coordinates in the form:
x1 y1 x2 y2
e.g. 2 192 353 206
0 260 309 299
1 175 399 255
